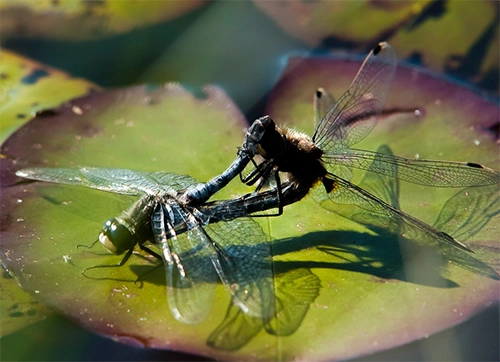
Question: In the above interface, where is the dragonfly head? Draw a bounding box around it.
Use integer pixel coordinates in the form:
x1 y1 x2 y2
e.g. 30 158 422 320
98 218 136 254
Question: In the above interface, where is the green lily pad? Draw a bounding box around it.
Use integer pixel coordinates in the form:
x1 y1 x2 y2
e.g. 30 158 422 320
0 50 97 144
0 263 53 337
390 0 499 89
0 50 97 335
254 0 499 92
1 83 282 359
254 0 431 46
1 53 499 360
259 55 499 360
0 0 207 41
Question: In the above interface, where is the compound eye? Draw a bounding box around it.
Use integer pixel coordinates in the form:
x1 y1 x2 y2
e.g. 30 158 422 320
98 218 135 254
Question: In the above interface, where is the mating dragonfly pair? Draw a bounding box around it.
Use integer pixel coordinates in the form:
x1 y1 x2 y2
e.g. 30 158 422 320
16 42 500 325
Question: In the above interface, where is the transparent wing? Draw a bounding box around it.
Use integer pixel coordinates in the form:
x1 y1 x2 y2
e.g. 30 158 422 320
434 184 500 279
312 42 396 151
322 145 499 280
152 200 218 324
323 150 500 187
434 184 500 240
314 145 401 232
313 87 336 132
312 173 473 253
16 167 196 195
146 171 198 190
153 199 273 324
205 217 275 319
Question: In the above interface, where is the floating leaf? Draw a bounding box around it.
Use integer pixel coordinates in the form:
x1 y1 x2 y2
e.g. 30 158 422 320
0 263 53 337
259 55 499 360
0 84 266 359
254 0 430 46
0 50 97 144
390 0 499 89
0 0 207 41
254 0 499 92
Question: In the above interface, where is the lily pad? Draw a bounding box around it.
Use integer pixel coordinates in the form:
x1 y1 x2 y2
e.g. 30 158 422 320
258 55 499 360
0 50 97 144
0 0 207 41
390 0 499 89
0 84 267 359
0 263 53 336
254 0 499 92
254 0 430 46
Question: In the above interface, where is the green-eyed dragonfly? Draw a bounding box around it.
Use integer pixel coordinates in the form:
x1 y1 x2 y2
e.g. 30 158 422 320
15 167 299 325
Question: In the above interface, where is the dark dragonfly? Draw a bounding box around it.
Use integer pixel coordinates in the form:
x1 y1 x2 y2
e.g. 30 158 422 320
233 42 500 253
13 108 282 325
15 167 292 325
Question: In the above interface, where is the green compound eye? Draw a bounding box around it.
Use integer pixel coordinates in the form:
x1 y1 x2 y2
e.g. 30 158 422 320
99 218 135 254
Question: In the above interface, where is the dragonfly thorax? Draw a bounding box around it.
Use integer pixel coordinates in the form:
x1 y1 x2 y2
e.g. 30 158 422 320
99 217 137 254
267 126 328 192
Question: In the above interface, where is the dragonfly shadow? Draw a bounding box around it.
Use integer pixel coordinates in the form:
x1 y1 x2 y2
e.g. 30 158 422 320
273 229 460 288
124 228 450 289
129 177 500 351
203 219 497 352
206 267 321 351
127 243 322 352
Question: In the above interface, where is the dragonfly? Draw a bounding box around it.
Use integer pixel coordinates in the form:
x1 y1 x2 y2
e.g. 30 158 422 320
14 107 298 325
15 167 298 325
233 41 500 253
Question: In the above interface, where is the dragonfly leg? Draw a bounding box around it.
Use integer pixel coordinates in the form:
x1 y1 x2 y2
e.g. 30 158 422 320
81 247 134 279
132 244 164 287
239 156 262 184
249 171 284 217
241 158 275 188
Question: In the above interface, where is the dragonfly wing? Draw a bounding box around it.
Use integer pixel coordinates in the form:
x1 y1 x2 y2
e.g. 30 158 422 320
147 172 198 191
434 184 500 241
314 173 473 253
433 184 500 279
323 149 500 187
16 167 183 196
152 200 217 324
312 42 396 151
204 217 275 320
313 88 336 132
318 145 401 229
